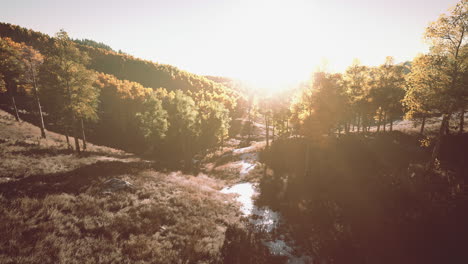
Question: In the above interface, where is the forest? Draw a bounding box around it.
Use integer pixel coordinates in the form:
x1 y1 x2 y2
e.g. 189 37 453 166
0 23 239 169
0 0 467 263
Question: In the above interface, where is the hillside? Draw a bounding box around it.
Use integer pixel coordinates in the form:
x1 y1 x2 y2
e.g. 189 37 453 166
0 109 273 263
0 22 236 99
0 24 240 166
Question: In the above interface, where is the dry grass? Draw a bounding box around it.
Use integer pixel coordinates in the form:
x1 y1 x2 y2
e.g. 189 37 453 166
201 137 266 184
0 109 275 263
0 171 241 263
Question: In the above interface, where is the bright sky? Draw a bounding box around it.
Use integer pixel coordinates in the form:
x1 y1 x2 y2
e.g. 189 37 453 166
1 0 460 90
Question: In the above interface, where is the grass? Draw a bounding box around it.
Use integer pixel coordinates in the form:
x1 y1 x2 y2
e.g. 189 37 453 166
201 137 266 184
0 109 277 264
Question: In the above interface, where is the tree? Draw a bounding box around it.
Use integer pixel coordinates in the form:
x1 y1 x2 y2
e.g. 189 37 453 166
424 0 467 168
343 62 371 132
371 57 406 132
40 30 98 153
21 44 46 138
245 94 259 141
164 90 200 168
404 55 451 135
198 99 230 150
0 37 24 122
259 97 273 148
136 91 168 154
271 92 292 138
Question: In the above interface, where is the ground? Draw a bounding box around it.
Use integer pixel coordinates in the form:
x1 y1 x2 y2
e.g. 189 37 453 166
0 109 248 264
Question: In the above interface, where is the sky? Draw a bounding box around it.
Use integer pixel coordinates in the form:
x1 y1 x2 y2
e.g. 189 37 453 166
1 0 461 90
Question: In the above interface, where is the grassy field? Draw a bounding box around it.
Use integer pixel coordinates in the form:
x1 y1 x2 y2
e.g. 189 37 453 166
0 109 268 264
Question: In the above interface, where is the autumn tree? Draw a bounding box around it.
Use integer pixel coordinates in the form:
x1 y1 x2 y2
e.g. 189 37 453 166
21 44 46 138
404 55 451 135
0 37 24 122
371 57 406 132
426 1 467 128
271 92 292 138
40 30 98 153
343 62 371 132
424 0 467 168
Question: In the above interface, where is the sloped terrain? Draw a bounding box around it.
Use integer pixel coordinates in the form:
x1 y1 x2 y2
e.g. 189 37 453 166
0 109 252 264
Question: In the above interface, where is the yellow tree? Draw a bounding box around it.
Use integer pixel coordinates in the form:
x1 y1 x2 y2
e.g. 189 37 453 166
0 37 24 122
21 44 46 138
404 55 451 135
40 30 98 153
343 61 371 132
425 0 467 169
426 0 467 131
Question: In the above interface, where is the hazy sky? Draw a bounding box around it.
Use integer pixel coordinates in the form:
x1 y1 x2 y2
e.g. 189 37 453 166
1 0 460 88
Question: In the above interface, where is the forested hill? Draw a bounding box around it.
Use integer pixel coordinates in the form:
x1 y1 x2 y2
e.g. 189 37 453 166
0 22 235 98
0 23 240 169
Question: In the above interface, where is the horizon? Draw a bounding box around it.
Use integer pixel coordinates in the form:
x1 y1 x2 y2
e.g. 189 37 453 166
2 0 460 90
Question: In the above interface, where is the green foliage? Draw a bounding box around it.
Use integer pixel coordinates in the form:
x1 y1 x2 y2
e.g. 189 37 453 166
73 38 114 51
371 57 406 118
166 90 199 137
136 92 168 150
198 99 231 148
39 31 99 123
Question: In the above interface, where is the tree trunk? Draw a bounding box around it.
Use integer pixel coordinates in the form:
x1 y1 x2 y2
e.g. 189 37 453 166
80 118 87 151
305 139 311 176
362 115 366 132
265 116 270 149
420 116 426 135
445 117 450 135
65 128 71 150
383 111 387 132
459 107 465 134
8 83 20 122
357 114 361 132
272 123 275 142
389 116 393 132
72 116 81 153
10 95 20 122
377 107 382 132
32 79 46 138
427 113 451 171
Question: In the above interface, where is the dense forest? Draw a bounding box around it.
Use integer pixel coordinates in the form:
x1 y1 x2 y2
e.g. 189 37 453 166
0 0 467 263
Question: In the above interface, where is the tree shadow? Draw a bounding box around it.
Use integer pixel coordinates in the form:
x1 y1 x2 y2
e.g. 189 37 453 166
0 160 152 199
10 147 133 160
